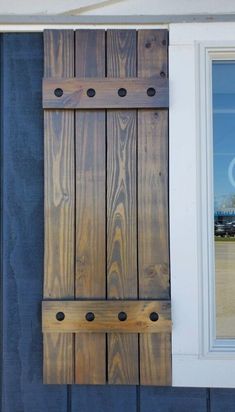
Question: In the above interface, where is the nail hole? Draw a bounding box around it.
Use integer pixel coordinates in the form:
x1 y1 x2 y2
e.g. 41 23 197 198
118 311 127 321
118 88 127 97
145 42 151 48
87 88 96 97
86 312 95 321
147 87 156 97
54 88 63 97
160 71 166 78
149 312 159 322
56 312 65 321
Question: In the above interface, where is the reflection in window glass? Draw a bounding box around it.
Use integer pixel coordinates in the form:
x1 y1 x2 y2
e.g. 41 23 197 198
213 61 235 338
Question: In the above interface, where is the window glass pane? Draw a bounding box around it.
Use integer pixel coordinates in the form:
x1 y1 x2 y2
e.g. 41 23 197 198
213 61 235 339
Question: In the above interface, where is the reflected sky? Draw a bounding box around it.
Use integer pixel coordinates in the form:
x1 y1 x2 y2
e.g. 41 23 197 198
213 61 235 213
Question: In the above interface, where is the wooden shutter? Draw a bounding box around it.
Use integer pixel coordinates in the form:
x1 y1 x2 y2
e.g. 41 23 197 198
42 29 171 385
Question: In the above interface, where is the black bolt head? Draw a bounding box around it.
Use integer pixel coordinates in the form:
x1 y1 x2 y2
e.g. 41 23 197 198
86 312 95 321
118 88 127 97
56 312 65 321
118 311 127 321
54 88 63 97
149 312 159 322
147 87 156 97
87 88 96 97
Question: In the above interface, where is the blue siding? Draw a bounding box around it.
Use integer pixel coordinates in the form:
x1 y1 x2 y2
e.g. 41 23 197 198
0 32 233 412
210 389 235 412
1 33 68 412
140 387 208 412
71 386 137 412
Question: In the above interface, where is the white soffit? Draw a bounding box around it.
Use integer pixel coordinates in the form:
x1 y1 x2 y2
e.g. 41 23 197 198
1 0 235 16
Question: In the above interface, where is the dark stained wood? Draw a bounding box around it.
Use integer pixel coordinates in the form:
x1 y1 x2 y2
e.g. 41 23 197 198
107 111 137 298
137 29 168 78
139 333 171 386
42 300 171 333
108 334 139 385
43 29 75 384
75 334 106 384
138 110 169 299
107 29 139 385
75 29 106 384
43 77 169 109
137 29 171 385
43 333 74 384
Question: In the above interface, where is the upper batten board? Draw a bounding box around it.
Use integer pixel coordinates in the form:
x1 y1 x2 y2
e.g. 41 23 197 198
43 28 171 385
43 77 169 109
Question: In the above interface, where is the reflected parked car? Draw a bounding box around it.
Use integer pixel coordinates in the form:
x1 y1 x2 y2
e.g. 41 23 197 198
215 221 235 237
214 223 226 237
224 221 235 236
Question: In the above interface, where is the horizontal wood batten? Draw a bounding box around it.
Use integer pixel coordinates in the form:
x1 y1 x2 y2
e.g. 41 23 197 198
42 300 171 333
43 77 169 109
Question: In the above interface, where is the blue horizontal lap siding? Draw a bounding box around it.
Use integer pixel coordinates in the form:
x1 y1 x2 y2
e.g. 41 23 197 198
1 33 67 412
0 32 232 412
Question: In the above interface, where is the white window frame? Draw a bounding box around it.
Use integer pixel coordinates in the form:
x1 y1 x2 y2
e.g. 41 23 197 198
170 22 235 388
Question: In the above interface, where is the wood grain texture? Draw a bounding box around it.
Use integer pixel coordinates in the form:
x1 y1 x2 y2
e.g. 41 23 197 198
107 29 138 385
42 300 171 333
139 333 171 386
137 29 171 385
137 29 168 79
107 111 137 298
43 333 74 384
75 334 106 384
75 29 106 384
43 30 75 384
43 77 169 109
44 110 75 298
108 334 138 385
138 110 169 299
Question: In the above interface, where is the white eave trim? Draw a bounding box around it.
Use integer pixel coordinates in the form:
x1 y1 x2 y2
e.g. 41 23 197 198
1 14 235 25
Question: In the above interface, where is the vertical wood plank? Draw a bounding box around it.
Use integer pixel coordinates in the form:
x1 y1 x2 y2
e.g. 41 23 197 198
44 30 75 384
75 30 106 384
137 29 171 385
107 30 138 384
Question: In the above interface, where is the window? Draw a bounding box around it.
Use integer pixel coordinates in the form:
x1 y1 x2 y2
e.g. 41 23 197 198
170 22 235 387
213 61 235 342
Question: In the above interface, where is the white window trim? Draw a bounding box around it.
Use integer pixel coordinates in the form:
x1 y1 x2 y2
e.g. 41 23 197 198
170 22 235 388
200 46 235 356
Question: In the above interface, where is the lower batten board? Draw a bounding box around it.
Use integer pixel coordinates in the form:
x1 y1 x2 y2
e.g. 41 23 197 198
42 300 171 333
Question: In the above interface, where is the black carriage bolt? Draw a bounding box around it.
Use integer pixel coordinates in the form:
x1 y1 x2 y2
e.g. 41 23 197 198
56 312 65 321
118 88 127 97
118 311 127 321
86 312 95 321
147 87 156 97
149 312 159 322
54 88 63 97
87 88 96 97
